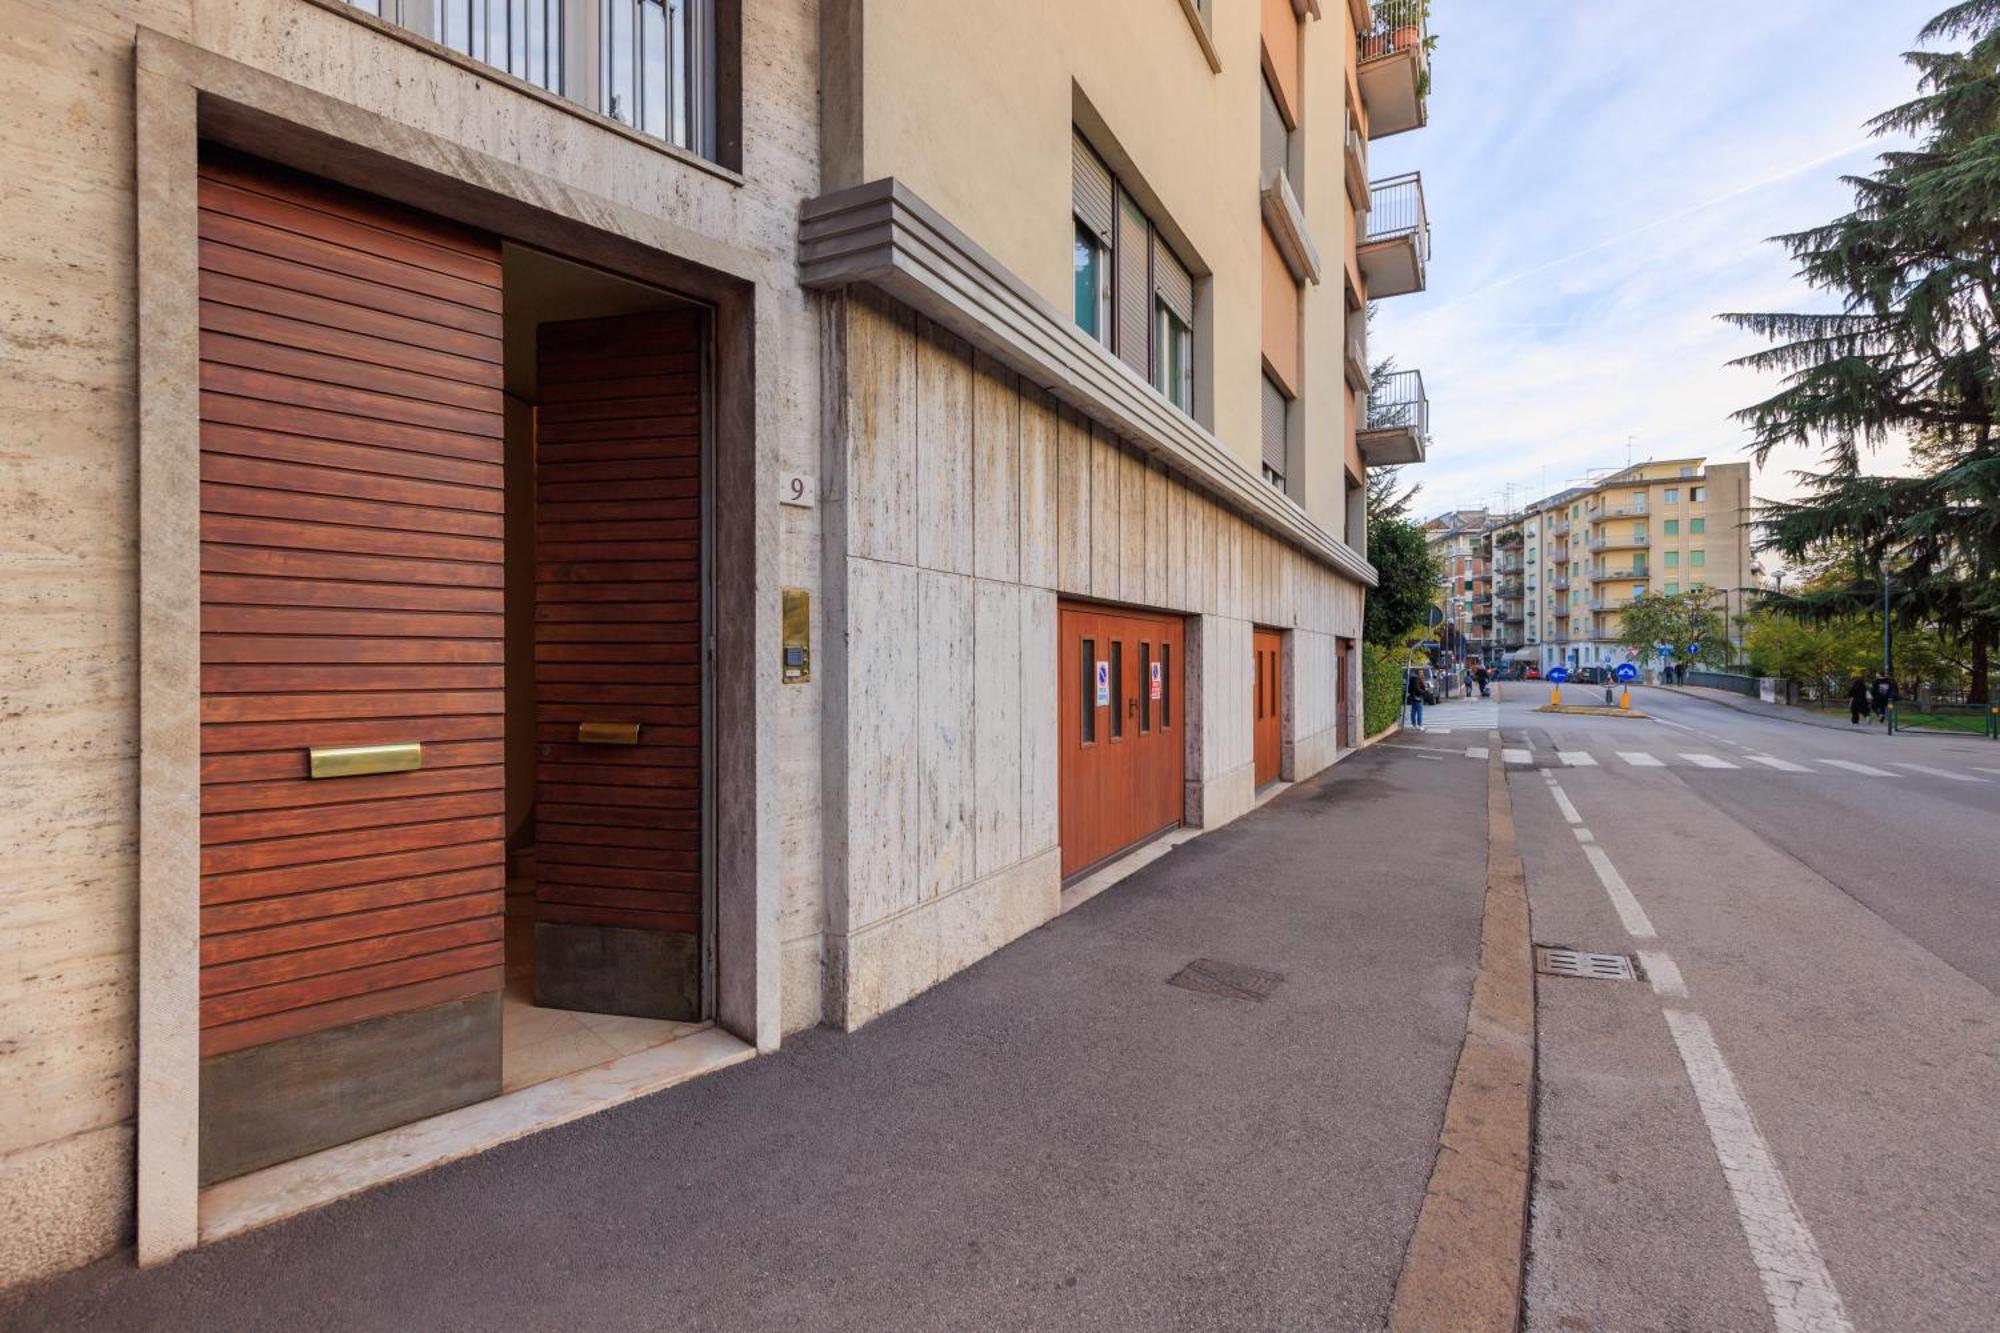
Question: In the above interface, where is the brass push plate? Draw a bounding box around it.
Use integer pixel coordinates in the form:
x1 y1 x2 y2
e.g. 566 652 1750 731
577 720 641 745
782 586 810 683
309 742 422 780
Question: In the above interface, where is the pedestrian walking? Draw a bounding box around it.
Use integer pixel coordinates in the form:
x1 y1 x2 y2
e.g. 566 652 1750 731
1871 672 1894 722
1406 671 1426 730
1476 665 1490 698
1847 677 1871 725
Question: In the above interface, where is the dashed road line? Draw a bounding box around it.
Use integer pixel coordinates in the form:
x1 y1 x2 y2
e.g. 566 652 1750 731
1652 717 1695 732
1636 949 1688 999
1579 842 1657 939
1663 1011 1853 1333
1821 759 1897 778
1744 754 1810 772
1891 762 1985 783
1619 752 1665 767
1549 788 1583 825
1680 753 1739 770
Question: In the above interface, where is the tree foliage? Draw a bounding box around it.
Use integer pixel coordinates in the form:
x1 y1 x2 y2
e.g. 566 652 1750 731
1720 3 2000 700
1364 513 1440 647
1614 590 1728 665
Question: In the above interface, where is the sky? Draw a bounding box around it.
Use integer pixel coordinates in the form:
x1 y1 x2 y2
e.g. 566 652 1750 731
1371 1 1944 522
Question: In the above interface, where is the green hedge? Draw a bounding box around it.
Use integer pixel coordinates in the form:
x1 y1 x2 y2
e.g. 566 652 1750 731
1363 642 1404 738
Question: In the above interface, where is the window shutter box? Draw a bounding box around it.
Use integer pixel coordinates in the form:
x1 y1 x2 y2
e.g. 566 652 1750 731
1116 190 1151 378
1072 133 1114 247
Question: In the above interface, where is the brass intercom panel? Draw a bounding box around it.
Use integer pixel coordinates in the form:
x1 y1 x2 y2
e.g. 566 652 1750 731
782 587 811 683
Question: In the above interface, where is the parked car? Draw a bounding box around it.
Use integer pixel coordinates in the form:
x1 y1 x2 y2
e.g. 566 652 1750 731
1574 665 1605 685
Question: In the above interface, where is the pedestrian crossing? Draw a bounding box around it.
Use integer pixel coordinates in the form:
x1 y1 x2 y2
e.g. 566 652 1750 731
1461 744 1994 782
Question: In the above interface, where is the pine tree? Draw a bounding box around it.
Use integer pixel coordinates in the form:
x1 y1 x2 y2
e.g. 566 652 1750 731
1721 1 2000 701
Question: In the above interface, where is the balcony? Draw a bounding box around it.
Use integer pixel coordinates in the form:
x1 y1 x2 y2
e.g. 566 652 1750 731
1495 556 1523 574
1501 605 1525 624
1550 576 1571 591
1494 528 1523 548
341 0 721 161
1359 368 1428 466
1589 532 1651 551
1496 577 1523 598
1344 120 1370 211
1590 567 1650 583
1357 0 1430 139
1360 174 1430 297
1550 546 1570 564
1344 316 1369 391
1600 501 1649 518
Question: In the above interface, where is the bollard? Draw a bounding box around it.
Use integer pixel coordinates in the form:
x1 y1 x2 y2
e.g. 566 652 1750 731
1620 688 1631 711
1551 685 1561 709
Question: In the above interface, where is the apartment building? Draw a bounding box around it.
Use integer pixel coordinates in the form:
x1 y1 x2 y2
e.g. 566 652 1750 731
0 0 1433 1288
1422 508 1494 660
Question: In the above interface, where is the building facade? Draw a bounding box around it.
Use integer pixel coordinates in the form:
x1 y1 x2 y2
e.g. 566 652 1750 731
1422 508 1493 661
0 0 1433 1287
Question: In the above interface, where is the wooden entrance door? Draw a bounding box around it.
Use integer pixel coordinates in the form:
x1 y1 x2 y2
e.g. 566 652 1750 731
1253 629 1283 788
195 151 507 1184
532 311 705 1019
1058 605 1186 879
1336 637 1353 749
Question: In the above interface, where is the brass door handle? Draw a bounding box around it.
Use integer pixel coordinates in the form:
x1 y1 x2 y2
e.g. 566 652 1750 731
577 721 641 745
309 742 422 779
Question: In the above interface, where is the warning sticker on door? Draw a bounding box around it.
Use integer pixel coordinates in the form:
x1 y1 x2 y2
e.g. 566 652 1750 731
1150 661 1163 701
1095 660 1110 707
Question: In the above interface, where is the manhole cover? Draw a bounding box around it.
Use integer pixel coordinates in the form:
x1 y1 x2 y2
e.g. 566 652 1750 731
1535 947 1636 981
1167 958 1284 1001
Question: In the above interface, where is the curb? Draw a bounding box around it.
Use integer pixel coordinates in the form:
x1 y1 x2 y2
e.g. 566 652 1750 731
1388 730 1536 1333
1644 684 1848 733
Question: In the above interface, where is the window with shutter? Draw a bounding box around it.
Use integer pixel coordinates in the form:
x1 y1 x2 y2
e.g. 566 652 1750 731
1153 239 1194 411
1116 190 1151 378
1261 373 1288 490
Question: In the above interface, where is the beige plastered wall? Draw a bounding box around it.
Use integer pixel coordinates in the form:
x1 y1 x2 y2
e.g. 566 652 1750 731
0 0 825 1287
821 291 1364 1029
826 0 1366 544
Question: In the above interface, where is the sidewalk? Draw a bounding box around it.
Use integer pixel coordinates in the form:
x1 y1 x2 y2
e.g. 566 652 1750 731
4 746 1490 1333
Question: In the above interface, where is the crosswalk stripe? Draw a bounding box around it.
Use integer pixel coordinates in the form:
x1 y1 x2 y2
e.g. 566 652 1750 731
1681 753 1739 770
1464 746 1490 760
1502 748 1533 764
1821 759 1897 777
1976 768 2000 777
1619 752 1664 767
1558 751 1598 767
1892 762 1986 783
1744 754 1810 773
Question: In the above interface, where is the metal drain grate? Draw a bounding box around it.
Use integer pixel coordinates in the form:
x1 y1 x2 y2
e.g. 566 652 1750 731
1535 947 1636 981
1167 958 1285 1001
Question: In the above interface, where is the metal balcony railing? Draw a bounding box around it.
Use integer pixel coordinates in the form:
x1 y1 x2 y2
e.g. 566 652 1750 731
1548 519 1570 536
1590 567 1650 583
1364 173 1431 260
1359 0 1427 66
1601 501 1649 517
1364 368 1429 438
346 0 719 158
1589 533 1651 550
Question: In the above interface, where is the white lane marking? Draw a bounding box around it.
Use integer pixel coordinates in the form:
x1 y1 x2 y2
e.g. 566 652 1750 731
1975 768 2000 777
1572 827 1595 843
1502 748 1534 764
1681 753 1739 770
1663 1011 1853 1333
1891 762 1985 783
1653 717 1695 731
1636 950 1688 999
1744 754 1810 773
1821 759 1897 778
1550 787 1583 825
1464 746 1490 760
1619 751 1665 767
1425 727 1454 734
1580 843 1657 938
1558 751 1598 767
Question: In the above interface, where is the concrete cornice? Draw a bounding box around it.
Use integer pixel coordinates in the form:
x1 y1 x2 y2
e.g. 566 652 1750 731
798 178 1377 589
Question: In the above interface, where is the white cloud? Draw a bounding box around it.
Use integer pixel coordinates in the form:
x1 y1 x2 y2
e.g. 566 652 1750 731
1375 1 1937 519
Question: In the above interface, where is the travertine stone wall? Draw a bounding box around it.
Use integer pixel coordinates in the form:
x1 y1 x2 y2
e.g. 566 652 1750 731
0 0 823 1286
822 290 1365 1028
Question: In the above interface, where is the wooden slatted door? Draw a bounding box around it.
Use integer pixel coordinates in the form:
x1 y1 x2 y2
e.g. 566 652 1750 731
533 312 705 1020
1058 605 1185 879
1253 628 1283 788
196 152 506 1184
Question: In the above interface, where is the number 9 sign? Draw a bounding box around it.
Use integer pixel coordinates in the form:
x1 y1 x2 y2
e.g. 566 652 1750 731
780 472 815 508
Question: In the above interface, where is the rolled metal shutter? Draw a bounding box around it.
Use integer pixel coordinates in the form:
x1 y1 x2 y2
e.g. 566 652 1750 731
1262 375 1288 478
1154 239 1193 326
1116 190 1151 377
1072 133 1114 247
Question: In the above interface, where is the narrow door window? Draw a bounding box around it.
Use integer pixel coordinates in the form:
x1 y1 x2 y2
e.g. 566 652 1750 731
1110 639 1124 739
1082 637 1097 744
1161 643 1172 727
1256 649 1265 719
1139 643 1153 733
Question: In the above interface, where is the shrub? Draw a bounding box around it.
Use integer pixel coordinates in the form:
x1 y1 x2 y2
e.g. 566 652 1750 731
1363 642 1404 738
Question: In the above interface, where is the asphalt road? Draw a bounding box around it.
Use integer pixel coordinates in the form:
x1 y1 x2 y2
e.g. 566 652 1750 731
1492 684 2000 1331
3 743 1488 1333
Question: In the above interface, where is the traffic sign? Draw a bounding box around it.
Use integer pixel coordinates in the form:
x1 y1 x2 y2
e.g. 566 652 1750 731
1613 662 1639 683
1546 666 1570 684
1685 642 1702 657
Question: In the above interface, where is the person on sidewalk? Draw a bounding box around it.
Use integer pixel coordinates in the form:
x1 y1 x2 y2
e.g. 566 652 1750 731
1476 665 1491 698
1406 671 1426 730
1847 676 1871 725
1871 672 1895 722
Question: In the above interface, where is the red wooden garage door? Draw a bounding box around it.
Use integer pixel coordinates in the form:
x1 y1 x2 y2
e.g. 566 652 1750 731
1253 628 1283 788
195 151 507 1180
1058 604 1185 879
